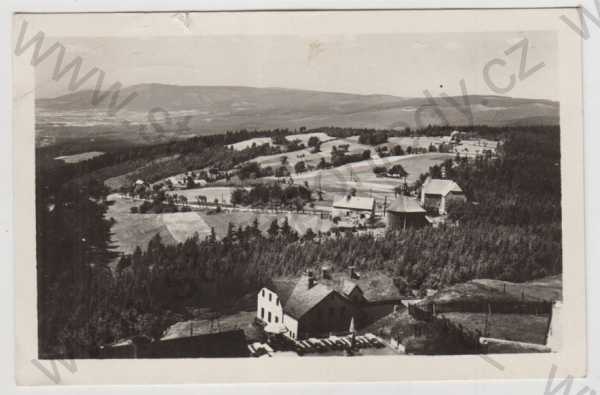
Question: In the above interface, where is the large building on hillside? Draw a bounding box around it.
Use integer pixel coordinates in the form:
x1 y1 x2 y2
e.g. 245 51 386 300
420 178 466 215
257 268 403 340
387 196 429 229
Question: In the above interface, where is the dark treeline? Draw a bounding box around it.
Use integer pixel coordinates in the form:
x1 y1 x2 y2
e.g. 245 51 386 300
230 183 313 208
37 129 269 192
441 127 561 226
310 124 554 140
358 130 389 145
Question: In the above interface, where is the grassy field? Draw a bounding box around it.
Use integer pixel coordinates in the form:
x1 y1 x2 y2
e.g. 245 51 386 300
421 276 563 306
248 135 375 170
171 186 240 205
55 151 104 163
105 195 335 267
440 312 550 345
106 196 211 256
275 153 454 201
104 154 181 190
421 280 534 306
224 134 488 202
227 137 273 151
472 275 562 302
387 136 498 158
286 132 335 145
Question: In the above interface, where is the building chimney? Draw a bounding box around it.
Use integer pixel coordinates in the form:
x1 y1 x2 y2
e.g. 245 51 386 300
321 266 331 280
307 270 316 289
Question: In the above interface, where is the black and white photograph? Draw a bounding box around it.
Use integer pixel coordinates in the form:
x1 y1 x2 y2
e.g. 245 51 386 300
11 9 588 385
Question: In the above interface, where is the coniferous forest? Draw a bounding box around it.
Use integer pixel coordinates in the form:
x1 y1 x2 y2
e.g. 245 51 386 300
35 125 562 358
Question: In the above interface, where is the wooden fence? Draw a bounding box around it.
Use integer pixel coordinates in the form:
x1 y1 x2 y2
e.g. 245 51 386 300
420 300 553 316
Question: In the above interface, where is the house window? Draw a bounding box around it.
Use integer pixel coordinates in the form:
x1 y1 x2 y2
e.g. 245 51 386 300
275 316 279 323
268 312 272 322
261 308 264 319
262 289 265 297
269 293 272 302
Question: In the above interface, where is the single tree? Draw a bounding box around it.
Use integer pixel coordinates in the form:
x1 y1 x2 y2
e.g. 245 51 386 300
294 161 307 174
267 219 279 238
307 136 320 147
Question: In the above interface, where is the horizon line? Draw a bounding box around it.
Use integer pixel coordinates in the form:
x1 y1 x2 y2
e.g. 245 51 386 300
35 82 559 103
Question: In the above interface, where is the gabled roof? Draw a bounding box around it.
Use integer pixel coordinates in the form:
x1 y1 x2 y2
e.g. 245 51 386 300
388 196 426 213
341 281 362 296
267 279 297 306
422 179 463 197
284 276 335 319
332 195 375 211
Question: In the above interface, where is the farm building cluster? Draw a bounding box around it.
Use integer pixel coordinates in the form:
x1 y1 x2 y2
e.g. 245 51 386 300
330 177 466 230
126 175 467 232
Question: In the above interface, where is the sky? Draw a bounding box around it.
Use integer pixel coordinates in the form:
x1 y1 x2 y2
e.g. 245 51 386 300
35 31 558 100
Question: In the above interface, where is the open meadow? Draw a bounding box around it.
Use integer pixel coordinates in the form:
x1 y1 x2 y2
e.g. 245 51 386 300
238 133 496 200
261 152 454 200
171 186 240 205
105 194 335 268
55 151 105 163
247 134 376 170
227 137 273 151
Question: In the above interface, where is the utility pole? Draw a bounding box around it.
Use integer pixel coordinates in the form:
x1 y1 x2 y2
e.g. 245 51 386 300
484 303 492 337
383 196 388 216
318 172 322 196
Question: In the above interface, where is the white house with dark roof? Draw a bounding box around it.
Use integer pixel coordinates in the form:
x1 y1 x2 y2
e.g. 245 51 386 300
257 268 404 340
331 195 375 219
420 178 466 214
257 275 358 340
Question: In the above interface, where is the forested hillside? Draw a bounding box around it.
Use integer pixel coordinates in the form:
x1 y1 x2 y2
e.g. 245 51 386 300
35 125 561 358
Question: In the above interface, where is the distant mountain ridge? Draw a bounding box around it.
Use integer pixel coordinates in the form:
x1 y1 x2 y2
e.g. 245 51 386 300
36 84 559 135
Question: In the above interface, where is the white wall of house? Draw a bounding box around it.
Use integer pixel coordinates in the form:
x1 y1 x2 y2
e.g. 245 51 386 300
283 314 299 339
256 287 284 325
256 287 302 339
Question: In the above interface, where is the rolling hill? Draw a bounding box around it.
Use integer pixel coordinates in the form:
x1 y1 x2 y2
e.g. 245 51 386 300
36 84 559 144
